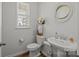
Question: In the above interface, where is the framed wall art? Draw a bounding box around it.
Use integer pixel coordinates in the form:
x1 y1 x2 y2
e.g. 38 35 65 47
16 2 30 28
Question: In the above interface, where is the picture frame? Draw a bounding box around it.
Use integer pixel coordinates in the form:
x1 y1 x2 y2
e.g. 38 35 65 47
55 4 73 23
16 2 30 28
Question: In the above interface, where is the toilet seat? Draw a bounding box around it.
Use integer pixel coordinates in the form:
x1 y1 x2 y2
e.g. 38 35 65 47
27 43 40 51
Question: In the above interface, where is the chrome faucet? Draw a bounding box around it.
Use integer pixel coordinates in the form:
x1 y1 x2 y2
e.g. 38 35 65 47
55 32 62 39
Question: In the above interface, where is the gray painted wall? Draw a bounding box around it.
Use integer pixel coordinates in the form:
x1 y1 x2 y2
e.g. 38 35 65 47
77 3 79 55
38 2 79 54
2 2 38 56
0 2 2 57
2 2 79 56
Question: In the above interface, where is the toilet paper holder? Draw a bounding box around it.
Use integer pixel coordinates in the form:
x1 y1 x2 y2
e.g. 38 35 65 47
19 38 24 43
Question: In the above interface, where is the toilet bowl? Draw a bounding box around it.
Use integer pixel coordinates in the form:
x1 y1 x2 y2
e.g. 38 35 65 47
27 43 40 51
27 43 41 57
27 35 45 57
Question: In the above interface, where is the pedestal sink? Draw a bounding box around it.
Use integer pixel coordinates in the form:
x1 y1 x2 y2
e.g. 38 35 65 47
46 37 77 56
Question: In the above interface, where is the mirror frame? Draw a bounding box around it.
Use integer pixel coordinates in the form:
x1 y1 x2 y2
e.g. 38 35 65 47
55 4 73 23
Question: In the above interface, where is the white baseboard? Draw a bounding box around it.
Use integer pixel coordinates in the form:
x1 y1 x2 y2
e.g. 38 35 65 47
5 50 28 57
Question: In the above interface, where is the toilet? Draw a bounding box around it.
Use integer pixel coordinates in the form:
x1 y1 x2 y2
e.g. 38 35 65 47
27 35 45 57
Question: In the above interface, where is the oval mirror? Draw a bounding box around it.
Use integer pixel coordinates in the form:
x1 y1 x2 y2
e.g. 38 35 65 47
55 5 73 22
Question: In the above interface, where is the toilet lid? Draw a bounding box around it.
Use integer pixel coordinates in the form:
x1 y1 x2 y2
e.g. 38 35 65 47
27 43 40 49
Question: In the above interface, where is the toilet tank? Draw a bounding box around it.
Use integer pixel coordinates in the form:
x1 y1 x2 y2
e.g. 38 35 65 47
36 35 45 45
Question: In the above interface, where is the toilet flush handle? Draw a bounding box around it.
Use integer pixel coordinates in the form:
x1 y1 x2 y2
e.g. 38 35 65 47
0 43 6 47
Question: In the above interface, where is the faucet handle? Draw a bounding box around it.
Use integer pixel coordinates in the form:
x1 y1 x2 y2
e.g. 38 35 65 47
55 32 61 39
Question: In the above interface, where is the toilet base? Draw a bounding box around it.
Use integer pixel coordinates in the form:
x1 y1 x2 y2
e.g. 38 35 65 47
29 50 41 57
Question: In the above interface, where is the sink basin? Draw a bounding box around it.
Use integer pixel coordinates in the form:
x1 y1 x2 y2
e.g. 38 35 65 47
47 37 77 51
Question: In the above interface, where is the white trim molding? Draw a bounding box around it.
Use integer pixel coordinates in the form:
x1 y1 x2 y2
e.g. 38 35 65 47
6 50 28 57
